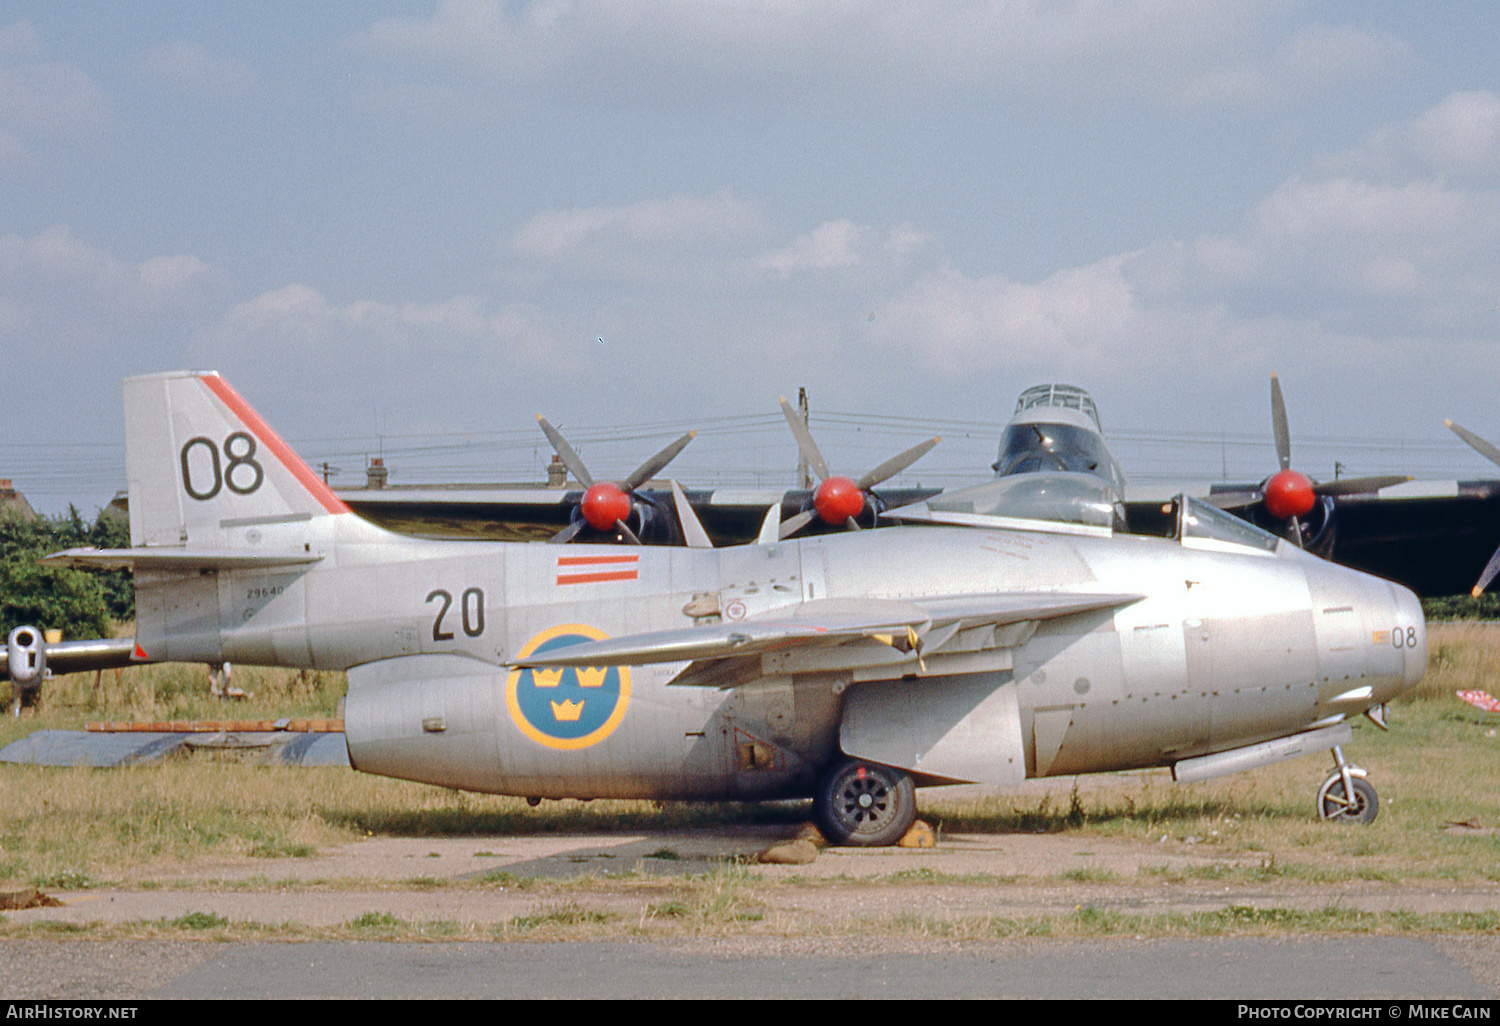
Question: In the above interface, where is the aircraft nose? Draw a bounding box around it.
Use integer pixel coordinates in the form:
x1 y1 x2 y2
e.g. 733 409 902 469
1304 560 1426 709
1393 582 1427 695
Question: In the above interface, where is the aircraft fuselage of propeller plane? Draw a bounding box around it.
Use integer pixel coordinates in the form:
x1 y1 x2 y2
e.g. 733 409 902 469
12 371 1425 843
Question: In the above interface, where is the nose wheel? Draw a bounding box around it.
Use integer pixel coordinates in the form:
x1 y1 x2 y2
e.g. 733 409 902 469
815 756 917 847
1316 745 1379 825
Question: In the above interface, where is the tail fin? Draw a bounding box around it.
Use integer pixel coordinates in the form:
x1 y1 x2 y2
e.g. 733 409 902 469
124 371 349 546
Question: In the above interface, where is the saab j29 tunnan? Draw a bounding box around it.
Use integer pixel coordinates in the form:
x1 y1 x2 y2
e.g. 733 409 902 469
24 372 1425 844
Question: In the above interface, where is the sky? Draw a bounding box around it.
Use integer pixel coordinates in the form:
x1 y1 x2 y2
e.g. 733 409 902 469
4 1 1500 513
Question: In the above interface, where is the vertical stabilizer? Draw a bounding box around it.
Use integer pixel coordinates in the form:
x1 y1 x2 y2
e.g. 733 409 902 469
124 372 350 547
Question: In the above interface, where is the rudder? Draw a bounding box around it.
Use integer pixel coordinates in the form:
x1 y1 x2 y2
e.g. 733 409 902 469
124 371 349 547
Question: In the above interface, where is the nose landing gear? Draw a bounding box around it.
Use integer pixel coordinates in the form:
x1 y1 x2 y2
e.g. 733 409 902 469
1316 745 1379 825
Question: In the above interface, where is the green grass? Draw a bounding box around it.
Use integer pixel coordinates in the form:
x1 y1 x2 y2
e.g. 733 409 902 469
170 911 228 931
506 902 615 931
2 626 1500 944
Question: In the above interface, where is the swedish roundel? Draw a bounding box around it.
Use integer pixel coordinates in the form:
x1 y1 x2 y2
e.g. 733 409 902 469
505 625 631 751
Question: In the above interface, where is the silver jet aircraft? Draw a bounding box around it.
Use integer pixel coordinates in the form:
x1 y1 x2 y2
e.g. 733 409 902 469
39 372 1426 844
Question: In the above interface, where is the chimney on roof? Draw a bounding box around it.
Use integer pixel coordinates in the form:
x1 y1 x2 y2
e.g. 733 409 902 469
546 454 567 488
0 478 35 519
365 457 388 490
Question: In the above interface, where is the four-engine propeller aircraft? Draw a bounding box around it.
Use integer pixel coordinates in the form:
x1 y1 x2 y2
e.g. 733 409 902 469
337 377 1500 599
17 371 1425 843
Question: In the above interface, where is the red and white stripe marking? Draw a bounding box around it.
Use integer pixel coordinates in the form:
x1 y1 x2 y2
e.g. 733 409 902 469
556 553 639 586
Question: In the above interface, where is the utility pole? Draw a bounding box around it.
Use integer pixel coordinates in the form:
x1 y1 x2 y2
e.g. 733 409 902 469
797 387 811 489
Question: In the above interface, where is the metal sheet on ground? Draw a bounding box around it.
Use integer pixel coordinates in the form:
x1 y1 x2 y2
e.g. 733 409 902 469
260 732 351 767
0 730 350 767
0 730 190 767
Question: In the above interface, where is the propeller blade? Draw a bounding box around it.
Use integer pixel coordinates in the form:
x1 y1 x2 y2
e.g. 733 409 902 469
1474 542 1500 597
621 431 697 492
1446 420 1500 472
854 437 941 491
779 396 830 482
845 517 862 531
1270 372 1292 472
669 479 713 549
536 415 594 489
777 509 817 540
1313 475 1412 497
757 505 782 545
1288 515 1304 549
548 519 586 544
614 519 642 546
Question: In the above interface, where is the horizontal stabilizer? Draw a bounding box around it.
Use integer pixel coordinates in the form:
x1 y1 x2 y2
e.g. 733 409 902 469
41 547 323 572
508 591 1142 670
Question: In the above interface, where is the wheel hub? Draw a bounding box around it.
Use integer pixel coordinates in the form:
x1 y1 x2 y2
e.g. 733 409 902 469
838 776 890 826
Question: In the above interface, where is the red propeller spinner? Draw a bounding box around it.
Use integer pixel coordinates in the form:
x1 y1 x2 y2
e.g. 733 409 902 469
812 476 866 525
776 397 939 539
1215 373 1409 547
1261 468 1317 521
535 415 696 544
579 481 633 532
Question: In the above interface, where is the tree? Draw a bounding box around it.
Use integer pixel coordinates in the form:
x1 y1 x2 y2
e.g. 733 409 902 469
0 508 132 642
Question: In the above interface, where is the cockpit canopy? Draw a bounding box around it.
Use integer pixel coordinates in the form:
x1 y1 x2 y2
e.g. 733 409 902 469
994 422 1115 478
997 384 1125 498
1179 495 1281 553
1013 384 1102 432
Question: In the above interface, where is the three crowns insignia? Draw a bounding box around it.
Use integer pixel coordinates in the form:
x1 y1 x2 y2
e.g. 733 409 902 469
530 665 609 723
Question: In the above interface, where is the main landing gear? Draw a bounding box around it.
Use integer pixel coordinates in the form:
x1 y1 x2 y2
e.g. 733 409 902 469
1316 744 1378 825
814 756 918 847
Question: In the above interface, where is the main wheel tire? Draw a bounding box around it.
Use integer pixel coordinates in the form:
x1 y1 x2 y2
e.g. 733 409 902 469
1316 774 1379 825
815 757 918 847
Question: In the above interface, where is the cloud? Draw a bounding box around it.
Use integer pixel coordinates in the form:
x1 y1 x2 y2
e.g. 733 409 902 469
1326 90 1500 185
0 20 110 156
1179 21 1412 107
512 189 764 276
480 91 1500 403
351 0 1406 116
200 284 580 374
0 226 212 306
756 220 868 275
0 227 219 386
0 20 43 63
1124 95 1500 341
140 41 260 98
863 92 1500 390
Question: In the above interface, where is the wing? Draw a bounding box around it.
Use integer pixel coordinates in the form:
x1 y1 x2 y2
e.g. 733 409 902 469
1319 481 1500 597
508 590 1143 686
340 486 943 546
